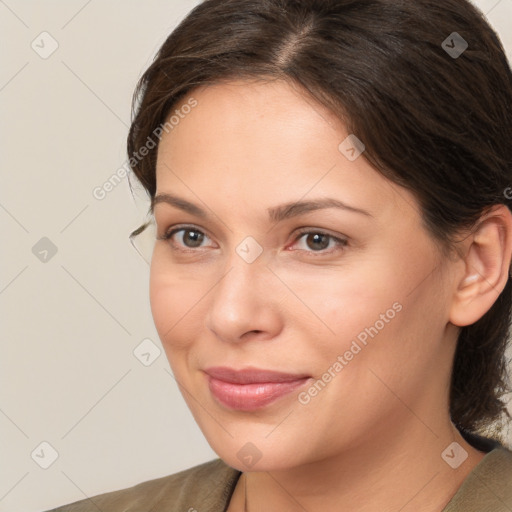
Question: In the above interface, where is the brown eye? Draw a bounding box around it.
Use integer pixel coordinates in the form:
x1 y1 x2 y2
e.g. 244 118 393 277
180 229 205 248
304 233 330 251
162 226 210 249
293 229 348 254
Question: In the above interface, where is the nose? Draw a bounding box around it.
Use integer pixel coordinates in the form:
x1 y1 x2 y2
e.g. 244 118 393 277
205 252 283 344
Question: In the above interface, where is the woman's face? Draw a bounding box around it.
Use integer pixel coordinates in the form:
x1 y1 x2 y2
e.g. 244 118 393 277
150 79 460 471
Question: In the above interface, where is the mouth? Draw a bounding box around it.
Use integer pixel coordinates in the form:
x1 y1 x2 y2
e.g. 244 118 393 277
204 366 312 411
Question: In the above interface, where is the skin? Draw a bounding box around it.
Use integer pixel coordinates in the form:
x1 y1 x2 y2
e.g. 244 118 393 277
149 78 512 511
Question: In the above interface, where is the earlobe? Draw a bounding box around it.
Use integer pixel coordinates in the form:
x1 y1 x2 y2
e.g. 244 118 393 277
449 205 512 327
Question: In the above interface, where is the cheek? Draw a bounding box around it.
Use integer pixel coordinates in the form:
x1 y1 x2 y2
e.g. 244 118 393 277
324 288 446 414
279 264 398 347
149 260 203 351
299 262 429 384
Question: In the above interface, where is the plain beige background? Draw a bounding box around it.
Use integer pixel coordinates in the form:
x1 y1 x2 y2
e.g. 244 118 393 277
1 1 511 511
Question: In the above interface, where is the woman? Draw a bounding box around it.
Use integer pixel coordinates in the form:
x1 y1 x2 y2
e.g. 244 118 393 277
47 0 512 510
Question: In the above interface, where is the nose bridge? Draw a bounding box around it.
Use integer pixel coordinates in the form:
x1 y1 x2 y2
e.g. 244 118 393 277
219 232 270 294
214 246 267 312
206 243 277 340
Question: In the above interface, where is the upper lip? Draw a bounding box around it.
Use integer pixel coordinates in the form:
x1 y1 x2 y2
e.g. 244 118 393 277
204 366 311 384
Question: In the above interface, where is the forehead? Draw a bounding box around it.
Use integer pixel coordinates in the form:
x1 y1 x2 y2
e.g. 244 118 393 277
174 77 338 120
157 78 344 160
153 79 417 226
157 79 346 179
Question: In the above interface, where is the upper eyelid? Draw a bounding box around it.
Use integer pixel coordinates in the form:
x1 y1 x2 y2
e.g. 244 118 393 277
162 224 215 241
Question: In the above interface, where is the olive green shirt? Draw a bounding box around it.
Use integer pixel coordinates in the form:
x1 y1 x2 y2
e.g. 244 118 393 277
45 443 512 511
49 447 512 512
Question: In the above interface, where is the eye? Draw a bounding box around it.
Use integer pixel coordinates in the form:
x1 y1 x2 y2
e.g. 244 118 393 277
158 225 347 255
159 225 214 250
291 229 348 254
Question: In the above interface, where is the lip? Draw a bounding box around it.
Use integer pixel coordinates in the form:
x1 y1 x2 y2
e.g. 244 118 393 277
204 366 312 411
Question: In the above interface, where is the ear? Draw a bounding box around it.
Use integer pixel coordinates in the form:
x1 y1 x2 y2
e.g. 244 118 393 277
449 204 512 327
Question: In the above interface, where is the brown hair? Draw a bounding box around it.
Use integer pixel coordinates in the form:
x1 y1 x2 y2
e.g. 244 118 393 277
127 0 512 441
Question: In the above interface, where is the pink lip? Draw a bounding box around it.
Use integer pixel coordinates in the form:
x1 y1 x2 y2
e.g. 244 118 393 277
204 366 312 411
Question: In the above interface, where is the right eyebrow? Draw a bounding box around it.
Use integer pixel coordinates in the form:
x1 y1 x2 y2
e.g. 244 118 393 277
152 193 207 217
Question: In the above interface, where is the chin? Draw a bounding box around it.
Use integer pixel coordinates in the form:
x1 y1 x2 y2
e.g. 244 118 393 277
202 430 307 472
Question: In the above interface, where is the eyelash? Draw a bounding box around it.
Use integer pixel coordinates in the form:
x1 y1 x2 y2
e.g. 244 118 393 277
158 225 348 256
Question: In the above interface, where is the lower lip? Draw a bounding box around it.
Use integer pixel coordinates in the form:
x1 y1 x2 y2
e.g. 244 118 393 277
207 375 311 411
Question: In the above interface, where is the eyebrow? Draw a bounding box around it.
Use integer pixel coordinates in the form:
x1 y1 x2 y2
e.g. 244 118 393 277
152 193 373 222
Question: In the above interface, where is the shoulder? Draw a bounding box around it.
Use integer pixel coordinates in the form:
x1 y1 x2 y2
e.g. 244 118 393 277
443 446 512 512
44 458 241 512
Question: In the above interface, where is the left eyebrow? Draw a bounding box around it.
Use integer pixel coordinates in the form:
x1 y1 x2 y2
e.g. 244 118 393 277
267 198 374 222
151 193 373 221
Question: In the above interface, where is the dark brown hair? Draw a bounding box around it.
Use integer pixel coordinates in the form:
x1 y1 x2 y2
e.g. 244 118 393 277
127 0 512 440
